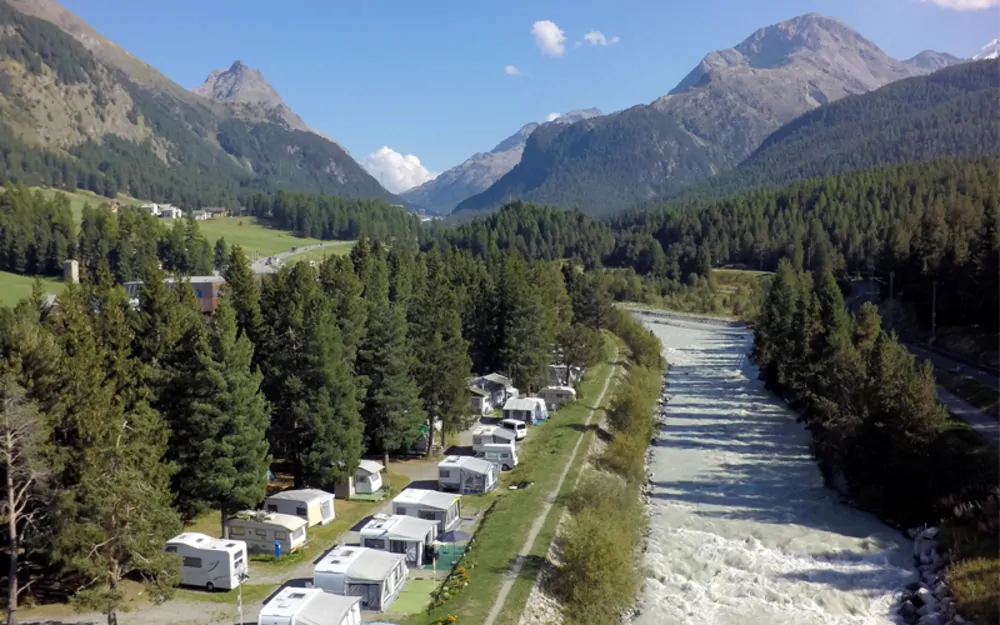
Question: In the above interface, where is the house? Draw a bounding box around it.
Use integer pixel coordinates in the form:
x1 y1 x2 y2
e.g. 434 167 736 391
224 511 307 555
158 204 183 219
471 425 516 451
313 546 408 612
164 532 247 591
550 363 584 386
122 276 226 314
141 203 160 216
359 514 439 567
264 489 335 527
391 489 461 532
257 587 361 625
335 459 385 499
204 206 229 218
467 385 491 415
438 456 497 494
502 397 549 424
539 385 577 411
191 210 211 221
468 373 519 409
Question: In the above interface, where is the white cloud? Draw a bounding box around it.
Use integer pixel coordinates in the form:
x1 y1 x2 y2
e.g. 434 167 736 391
532 20 566 57
545 112 561 122
504 64 523 76
583 30 620 46
922 0 999 9
362 147 437 193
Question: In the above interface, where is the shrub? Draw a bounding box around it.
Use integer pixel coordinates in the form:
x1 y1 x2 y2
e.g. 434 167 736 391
947 557 1000 625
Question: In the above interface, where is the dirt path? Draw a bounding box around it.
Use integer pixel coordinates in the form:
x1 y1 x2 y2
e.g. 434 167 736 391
482 346 620 625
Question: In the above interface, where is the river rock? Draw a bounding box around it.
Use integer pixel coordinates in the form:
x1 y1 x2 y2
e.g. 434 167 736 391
899 599 917 618
917 614 943 625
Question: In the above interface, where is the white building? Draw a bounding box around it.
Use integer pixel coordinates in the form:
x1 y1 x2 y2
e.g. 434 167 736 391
313 545 408 612
360 514 439 567
257 587 361 625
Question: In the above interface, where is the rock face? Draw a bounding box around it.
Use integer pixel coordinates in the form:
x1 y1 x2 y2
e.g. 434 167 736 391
904 51 965 72
403 109 602 214
898 526 967 625
455 13 936 215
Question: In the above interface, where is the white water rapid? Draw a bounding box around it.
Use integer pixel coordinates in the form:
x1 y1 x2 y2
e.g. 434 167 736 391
634 314 916 625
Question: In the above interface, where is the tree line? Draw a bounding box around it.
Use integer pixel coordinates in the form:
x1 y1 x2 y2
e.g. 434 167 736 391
753 260 998 527
0 235 609 624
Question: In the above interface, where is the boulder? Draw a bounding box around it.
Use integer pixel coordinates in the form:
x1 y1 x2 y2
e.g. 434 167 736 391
917 614 943 625
899 600 917 618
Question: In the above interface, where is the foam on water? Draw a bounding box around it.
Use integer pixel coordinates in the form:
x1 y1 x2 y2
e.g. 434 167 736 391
634 320 915 625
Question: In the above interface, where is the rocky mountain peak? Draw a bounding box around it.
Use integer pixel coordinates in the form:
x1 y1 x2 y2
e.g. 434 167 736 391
193 60 283 108
973 39 1000 60
904 50 964 71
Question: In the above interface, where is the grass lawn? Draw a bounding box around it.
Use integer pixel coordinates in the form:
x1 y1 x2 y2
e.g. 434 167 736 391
195 217 328 259
0 270 65 307
400 334 619 625
174 582 274 606
284 241 357 264
0 185 144 222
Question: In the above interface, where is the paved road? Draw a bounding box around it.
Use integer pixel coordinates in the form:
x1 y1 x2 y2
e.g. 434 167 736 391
937 385 1000 448
251 241 350 275
482 345 621 625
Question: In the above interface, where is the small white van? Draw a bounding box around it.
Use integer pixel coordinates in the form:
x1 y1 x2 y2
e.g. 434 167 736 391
165 532 248 591
475 443 519 471
498 418 527 441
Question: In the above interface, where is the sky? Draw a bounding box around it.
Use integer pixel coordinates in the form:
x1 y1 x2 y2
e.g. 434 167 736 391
60 0 1000 193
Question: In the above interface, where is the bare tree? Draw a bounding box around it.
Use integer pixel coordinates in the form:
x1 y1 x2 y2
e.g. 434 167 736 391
0 377 46 625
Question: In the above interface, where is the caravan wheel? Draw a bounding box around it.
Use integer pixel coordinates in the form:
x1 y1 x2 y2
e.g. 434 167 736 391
502 464 511 471
205 582 215 592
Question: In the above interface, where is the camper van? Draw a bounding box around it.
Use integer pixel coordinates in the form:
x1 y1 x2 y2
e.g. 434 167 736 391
164 532 247 591
258 587 361 625
498 418 528 441
224 511 307 555
265 489 335 527
474 443 519 471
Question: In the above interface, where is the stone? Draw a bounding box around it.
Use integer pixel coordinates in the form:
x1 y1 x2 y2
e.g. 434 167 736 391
917 614 943 625
899 600 917 617
907 581 923 592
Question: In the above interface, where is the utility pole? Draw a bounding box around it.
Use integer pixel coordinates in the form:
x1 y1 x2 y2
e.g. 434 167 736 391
889 272 895 301
930 279 937 345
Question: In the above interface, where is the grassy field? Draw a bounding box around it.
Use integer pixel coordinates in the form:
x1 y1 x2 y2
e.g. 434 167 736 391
193 217 329 259
0 271 65 307
400 334 619 625
0 185 143 222
284 241 357 264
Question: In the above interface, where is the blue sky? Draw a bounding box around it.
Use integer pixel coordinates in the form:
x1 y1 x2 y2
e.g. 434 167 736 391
62 0 999 191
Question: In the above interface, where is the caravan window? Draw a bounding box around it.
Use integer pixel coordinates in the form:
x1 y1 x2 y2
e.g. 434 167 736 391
292 527 305 540
275 531 287 540
255 530 267 538
164 546 177 554
266 504 278 513
229 527 245 536
183 557 202 568
440 469 451 478
364 538 385 549
418 510 437 521
390 540 406 554
295 506 307 516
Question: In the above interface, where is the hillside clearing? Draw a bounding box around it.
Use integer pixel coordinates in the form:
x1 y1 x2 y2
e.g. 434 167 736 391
0 270 64 306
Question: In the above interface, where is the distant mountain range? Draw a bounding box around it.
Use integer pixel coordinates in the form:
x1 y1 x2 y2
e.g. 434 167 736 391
454 14 968 216
973 39 1000 61
0 0 397 206
402 109 602 214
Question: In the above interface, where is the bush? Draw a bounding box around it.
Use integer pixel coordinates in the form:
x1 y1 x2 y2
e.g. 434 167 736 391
947 557 1000 625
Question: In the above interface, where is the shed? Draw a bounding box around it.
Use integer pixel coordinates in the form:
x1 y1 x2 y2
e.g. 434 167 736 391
257 586 361 625
360 514 439 567
502 397 549 424
265 489 335 527
224 511 307 555
438 456 497 494
313 546 408 612
471 425 516 450
391 489 461 532
335 459 385 500
539 385 577 410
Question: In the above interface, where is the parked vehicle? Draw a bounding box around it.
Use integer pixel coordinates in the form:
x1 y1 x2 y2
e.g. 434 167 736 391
224 511 307 555
164 532 247 591
475 443 519 471
313 546 408 612
265 489 335 527
498 418 528 441
471 425 517 451
257 587 361 625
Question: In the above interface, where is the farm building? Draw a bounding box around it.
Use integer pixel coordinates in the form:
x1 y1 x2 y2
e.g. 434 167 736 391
257 587 361 625
264 489 335 527
391 488 462 532
335 459 384 499
539 385 577 410
360 514 439 567
313 545 408 612
502 397 548 424
224 511 307 555
438 456 497 494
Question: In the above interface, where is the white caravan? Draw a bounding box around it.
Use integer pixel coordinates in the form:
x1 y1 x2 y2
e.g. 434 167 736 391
265 489 335 527
224 511 307 555
164 532 247 591
313 545 408 612
471 425 517 451
474 443 519 471
258 587 361 625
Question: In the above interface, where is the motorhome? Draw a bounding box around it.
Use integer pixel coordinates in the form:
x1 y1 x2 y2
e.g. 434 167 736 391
224 511 307 555
360 514 439 567
471 425 517 451
474 443 519 471
498 418 528 441
164 532 247 591
264 489 335 527
257 587 361 625
539 385 577 410
313 546 408 612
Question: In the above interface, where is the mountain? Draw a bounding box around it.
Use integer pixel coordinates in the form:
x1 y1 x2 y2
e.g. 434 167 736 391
904 50 965 71
455 14 934 216
402 109 602 213
973 39 1000 61
673 60 1000 200
0 0 395 206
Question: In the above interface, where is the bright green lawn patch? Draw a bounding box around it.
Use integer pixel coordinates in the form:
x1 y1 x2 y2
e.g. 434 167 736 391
195 217 327 259
389 578 439 616
174 582 275 606
400 335 617 625
0 271 64 307
284 241 357 264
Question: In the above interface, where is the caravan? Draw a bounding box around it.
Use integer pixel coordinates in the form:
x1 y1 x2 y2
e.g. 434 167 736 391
258 587 361 625
474 443 519 471
313 546 408 611
224 511 307 555
164 532 247 591
471 425 517 451
264 489 335 527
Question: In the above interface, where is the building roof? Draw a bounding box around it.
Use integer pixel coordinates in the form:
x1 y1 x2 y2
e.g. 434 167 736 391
503 397 544 412
392 488 460 511
230 511 307 531
360 514 437 542
315 546 404 582
472 425 516 442
166 532 244 554
266 488 333 504
439 455 495 475
482 373 513 386
258 587 360 625
357 459 384 475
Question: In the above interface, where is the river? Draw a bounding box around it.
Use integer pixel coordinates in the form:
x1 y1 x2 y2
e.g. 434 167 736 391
633 314 916 625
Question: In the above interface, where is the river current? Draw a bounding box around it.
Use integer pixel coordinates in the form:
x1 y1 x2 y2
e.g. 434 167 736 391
633 314 916 625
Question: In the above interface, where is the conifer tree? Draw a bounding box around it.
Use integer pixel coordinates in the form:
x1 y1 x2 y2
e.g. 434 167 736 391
214 237 229 273
496 253 549 391
318 255 366 368
223 246 263 349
